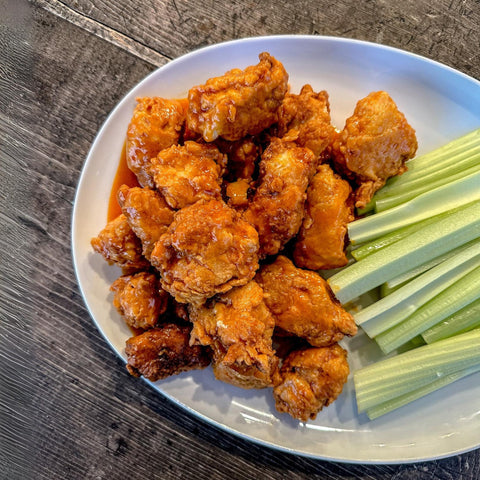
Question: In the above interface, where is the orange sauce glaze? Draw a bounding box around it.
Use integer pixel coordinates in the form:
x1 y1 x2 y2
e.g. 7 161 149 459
107 141 140 221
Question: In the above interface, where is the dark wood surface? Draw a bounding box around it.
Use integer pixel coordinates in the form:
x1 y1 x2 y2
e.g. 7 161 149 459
1 0 479 478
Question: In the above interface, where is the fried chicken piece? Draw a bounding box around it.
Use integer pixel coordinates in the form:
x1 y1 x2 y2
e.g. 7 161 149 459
256 256 357 346
189 280 279 389
187 52 289 142
91 214 149 271
110 271 169 330
125 324 212 382
117 185 174 259
274 84 336 159
126 97 187 188
293 164 354 270
243 138 317 257
332 91 417 208
149 141 227 210
273 344 350 421
215 136 260 181
225 178 252 209
150 199 259 304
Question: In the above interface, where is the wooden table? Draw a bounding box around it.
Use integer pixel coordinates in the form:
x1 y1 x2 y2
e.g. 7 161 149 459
2 1 479 478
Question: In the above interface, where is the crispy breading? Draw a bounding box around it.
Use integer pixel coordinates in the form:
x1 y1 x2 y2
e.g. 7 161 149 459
243 138 317 257
256 256 357 347
293 164 354 270
187 52 288 142
332 91 417 208
150 199 259 304
188 280 279 389
126 97 187 188
273 344 350 421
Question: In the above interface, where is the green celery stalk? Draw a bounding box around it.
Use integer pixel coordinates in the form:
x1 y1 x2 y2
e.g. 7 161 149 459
328 201 480 305
350 208 459 261
375 163 480 212
421 297 480 344
354 329 480 412
365 364 480 420
355 241 480 338
373 143 480 201
375 264 480 354
348 171 480 245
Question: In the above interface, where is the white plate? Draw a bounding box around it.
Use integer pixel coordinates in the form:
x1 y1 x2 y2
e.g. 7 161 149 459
72 35 480 464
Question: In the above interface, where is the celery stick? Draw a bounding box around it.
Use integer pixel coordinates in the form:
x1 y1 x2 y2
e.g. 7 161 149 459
383 128 480 182
375 265 480 354
355 240 480 338
350 210 455 260
348 171 480 244
354 329 480 411
421 297 480 344
384 241 475 290
375 163 480 212
365 364 480 420
328 201 480 304
373 144 480 200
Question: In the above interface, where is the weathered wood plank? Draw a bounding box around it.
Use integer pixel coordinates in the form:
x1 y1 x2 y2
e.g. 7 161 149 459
37 0 480 79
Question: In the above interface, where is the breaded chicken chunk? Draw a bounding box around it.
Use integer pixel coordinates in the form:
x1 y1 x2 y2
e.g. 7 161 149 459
189 280 279 389
187 52 289 142
293 164 354 270
150 199 259 304
110 271 169 330
274 84 336 159
256 256 357 346
332 91 417 208
125 323 211 381
149 141 227 209
126 97 187 188
91 214 149 271
243 138 317 257
273 344 350 421
117 185 174 259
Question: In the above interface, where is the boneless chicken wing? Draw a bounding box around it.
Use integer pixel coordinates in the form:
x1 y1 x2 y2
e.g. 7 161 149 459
274 84 336 159
91 214 149 271
150 199 259 304
125 323 211 381
149 141 227 209
293 164 354 270
110 271 169 330
256 256 357 346
243 138 317 257
126 97 187 188
273 344 350 421
332 91 417 208
188 280 279 389
117 185 174 259
187 52 289 142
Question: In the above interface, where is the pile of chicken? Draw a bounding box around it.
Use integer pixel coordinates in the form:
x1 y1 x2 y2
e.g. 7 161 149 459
91 52 417 422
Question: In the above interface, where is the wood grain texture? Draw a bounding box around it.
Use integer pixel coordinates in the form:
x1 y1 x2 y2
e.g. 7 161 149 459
1 0 479 478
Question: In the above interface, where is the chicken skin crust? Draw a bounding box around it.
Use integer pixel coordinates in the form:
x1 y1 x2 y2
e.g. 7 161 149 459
150 199 260 304
332 91 417 208
126 97 187 188
188 280 279 389
256 256 357 347
243 138 317 257
117 185 174 260
293 164 354 270
125 323 211 382
149 141 227 210
91 214 149 271
274 84 336 159
273 344 350 421
110 271 169 331
187 52 289 142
